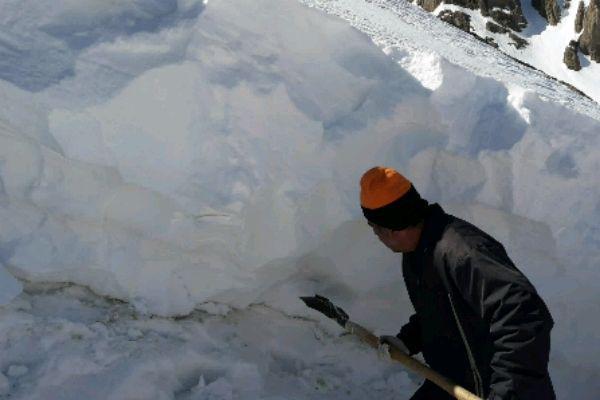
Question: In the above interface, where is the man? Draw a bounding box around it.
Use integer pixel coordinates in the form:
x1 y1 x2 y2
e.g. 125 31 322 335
360 166 555 400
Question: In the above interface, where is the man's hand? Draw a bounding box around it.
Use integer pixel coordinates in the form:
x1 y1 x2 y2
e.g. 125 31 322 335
379 335 410 355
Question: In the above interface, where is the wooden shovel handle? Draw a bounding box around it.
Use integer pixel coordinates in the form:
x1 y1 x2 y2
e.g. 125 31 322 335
346 321 483 400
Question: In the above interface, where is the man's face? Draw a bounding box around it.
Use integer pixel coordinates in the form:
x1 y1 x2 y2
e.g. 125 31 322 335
368 221 422 253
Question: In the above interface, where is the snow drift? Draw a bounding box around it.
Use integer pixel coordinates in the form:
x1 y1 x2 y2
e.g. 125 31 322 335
0 0 599 397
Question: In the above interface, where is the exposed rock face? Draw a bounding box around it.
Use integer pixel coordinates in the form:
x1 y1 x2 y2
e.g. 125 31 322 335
483 36 500 47
417 0 527 30
564 40 582 70
532 0 561 25
575 1 585 33
489 10 523 31
508 32 529 48
439 10 472 32
487 0 528 31
580 0 600 62
417 0 443 12
469 30 500 47
486 21 509 33
445 0 479 9
479 0 491 15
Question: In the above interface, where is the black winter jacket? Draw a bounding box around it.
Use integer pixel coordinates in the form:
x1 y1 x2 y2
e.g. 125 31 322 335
398 204 555 400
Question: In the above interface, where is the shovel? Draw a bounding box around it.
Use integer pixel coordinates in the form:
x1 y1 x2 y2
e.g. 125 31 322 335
300 294 482 400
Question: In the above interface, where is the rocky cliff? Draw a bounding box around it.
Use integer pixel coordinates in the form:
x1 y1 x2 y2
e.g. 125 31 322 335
532 0 561 25
575 1 585 33
564 40 582 70
579 0 600 62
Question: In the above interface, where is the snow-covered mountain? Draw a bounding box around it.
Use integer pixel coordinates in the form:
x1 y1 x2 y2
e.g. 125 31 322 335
370 0 600 101
0 0 598 398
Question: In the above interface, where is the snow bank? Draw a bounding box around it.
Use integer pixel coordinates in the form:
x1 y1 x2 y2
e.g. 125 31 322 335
0 0 599 397
0 0 204 93
2 0 441 316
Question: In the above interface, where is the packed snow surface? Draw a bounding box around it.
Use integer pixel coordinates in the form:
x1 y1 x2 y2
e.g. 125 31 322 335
0 282 419 399
0 0 599 398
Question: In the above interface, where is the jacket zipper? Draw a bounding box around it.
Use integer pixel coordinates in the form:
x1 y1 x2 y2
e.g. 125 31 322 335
447 292 484 397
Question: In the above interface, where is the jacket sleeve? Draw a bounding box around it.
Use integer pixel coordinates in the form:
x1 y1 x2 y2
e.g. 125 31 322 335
448 240 554 400
396 313 422 356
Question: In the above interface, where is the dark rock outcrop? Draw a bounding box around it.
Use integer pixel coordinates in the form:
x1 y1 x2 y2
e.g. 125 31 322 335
580 0 600 62
486 21 509 33
487 0 528 32
469 28 501 47
479 0 491 15
508 32 529 48
564 40 582 70
417 0 443 12
445 0 479 9
489 9 522 31
532 0 561 25
439 10 472 32
483 36 500 47
417 0 527 30
575 1 585 33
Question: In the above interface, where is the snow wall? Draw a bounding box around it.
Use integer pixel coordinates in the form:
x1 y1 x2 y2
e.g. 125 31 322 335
0 0 598 397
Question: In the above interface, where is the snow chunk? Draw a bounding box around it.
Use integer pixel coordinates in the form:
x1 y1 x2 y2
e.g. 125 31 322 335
0 265 23 306
7 365 28 378
0 373 8 396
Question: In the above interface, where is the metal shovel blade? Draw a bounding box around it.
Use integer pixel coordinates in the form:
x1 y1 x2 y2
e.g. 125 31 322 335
300 294 349 327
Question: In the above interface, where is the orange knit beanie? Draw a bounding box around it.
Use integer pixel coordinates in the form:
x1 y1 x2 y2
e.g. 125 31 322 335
360 167 428 230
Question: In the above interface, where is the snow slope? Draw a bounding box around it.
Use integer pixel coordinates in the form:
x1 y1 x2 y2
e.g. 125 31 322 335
436 0 600 103
301 0 600 109
0 0 599 398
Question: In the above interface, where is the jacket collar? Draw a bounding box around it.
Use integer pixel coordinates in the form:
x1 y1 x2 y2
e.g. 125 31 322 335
414 203 449 254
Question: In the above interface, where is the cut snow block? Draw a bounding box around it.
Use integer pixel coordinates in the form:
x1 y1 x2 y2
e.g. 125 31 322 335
0 372 8 396
0 264 23 306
